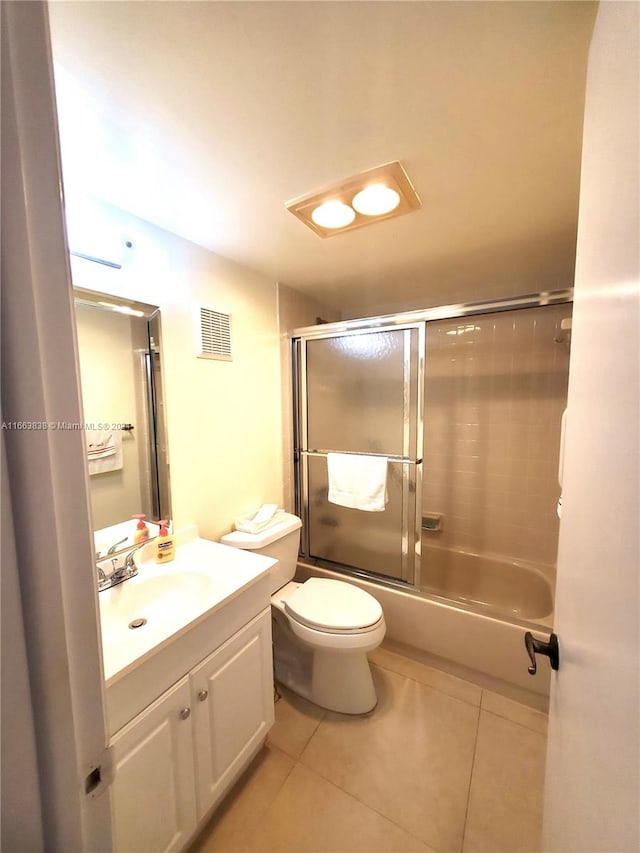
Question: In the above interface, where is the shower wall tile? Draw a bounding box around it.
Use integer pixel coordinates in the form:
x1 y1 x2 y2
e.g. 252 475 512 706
422 305 570 568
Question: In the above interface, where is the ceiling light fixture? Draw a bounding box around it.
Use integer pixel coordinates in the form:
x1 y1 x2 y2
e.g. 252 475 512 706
311 200 356 229
286 161 421 238
352 184 400 216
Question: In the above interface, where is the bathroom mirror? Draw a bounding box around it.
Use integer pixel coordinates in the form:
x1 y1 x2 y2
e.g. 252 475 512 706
73 287 171 558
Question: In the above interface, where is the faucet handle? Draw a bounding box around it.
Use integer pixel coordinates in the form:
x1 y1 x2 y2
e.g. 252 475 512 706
107 536 128 555
125 541 147 568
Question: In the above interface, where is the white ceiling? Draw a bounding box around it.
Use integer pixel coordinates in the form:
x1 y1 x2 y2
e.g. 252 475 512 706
49 1 597 317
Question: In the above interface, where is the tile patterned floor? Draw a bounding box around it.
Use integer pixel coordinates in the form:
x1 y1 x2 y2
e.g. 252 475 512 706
190 646 548 853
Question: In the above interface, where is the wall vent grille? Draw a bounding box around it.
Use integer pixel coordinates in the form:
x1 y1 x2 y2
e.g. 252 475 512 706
198 307 232 361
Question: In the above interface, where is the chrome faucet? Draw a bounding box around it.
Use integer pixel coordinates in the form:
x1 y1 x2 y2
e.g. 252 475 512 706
97 542 146 592
106 536 127 555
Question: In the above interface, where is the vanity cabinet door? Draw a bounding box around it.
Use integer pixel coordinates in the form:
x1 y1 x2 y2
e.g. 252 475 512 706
191 607 274 817
110 676 197 853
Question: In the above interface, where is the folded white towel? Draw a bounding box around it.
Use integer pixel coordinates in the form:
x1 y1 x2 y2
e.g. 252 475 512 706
327 452 388 512
87 430 123 475
235 506 284 534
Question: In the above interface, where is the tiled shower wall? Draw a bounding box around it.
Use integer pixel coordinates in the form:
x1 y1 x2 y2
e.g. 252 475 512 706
422 304 571 568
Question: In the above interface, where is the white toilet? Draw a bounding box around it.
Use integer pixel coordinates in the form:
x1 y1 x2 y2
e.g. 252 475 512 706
221 512 386 714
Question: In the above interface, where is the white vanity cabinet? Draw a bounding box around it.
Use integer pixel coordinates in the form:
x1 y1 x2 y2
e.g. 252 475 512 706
109 608 274 852
110 677 197 853
191 607 274 815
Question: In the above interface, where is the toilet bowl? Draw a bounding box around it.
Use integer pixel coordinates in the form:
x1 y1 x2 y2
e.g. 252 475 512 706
221 513 385 714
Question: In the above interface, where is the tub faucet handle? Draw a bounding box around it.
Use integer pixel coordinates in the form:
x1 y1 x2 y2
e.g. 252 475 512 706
524 631 560 675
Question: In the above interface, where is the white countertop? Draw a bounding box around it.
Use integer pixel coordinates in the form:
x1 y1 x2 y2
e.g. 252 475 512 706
99 535 275 682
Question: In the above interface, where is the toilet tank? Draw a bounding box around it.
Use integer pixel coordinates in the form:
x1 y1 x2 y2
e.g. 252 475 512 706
220 512 302 594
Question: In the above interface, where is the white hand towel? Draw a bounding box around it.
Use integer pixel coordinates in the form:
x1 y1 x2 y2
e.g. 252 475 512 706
87 430 123 475
235 506 285 533
327 452 388 512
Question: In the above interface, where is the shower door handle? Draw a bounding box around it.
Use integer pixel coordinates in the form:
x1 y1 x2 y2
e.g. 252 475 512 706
524 631 560 675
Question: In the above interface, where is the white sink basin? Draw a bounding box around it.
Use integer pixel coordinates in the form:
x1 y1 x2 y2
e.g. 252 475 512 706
99 534 275 683
101 571 221 625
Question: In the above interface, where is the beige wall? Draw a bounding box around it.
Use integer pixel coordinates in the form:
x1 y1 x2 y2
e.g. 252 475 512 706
277 283 341 512
422 304 571 569
75 304 143 527
69 196 283 541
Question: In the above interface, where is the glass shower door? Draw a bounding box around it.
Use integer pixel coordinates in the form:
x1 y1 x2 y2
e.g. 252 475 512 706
296 324 423 585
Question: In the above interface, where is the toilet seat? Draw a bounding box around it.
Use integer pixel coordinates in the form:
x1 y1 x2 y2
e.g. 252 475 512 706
284 577 383 634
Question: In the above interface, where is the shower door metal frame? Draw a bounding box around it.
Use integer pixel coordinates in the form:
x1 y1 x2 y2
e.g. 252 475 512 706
293 322 425 588
291 289 573 340
292 287 574 592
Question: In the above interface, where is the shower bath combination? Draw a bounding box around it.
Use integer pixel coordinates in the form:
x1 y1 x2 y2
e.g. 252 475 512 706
292 290 572 693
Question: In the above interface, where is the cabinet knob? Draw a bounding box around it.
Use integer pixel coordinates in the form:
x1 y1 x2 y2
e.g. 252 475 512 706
179 707 191 721
197 689 209 702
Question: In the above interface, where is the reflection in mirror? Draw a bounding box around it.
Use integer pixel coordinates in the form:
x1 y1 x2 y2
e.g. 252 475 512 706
73 288 171 558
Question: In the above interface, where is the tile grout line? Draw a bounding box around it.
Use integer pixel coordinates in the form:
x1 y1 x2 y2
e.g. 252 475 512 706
374 654 549 733
370 659 482 710
459 695 483 853
294 672 476 850
272 683 327 761
481 707 548 736
275 663 545 852
249 743 302 832
296 707 327 763
293 755 436 853
194 742 298 852
479 690 548 736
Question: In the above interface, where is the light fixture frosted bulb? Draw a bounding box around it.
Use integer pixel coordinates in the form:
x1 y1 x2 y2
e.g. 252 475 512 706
352 184 400 216
311 200 355 229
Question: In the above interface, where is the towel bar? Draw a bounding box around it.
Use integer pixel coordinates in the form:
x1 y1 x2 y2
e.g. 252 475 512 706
301 450 422 465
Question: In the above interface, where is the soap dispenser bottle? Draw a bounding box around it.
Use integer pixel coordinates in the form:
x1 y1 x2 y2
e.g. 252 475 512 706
132 514 150 545
155 520 175 564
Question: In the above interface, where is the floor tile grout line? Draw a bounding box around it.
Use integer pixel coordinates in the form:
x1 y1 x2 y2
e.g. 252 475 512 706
292 756 438 853
482 709 548 736
459 698 483 853
376 650 549 719
228 754 303 853
258 742 299 808
271 683 328 761
296 710 328 763
373 650 483 694
480 686 548 718
250 743 302 830
372 656 548 731
272 664 546 852
195 742 297 852
479 697 548 736
283 684 450 848
370 659 482 709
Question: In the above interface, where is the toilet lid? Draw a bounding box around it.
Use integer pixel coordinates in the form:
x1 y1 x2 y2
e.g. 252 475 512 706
284 578 383 632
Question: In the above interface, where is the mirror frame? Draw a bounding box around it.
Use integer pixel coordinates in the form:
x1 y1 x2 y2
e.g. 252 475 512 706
73 286 172 558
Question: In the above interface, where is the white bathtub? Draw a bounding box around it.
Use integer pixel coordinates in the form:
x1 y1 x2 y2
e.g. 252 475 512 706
296 546 555 697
